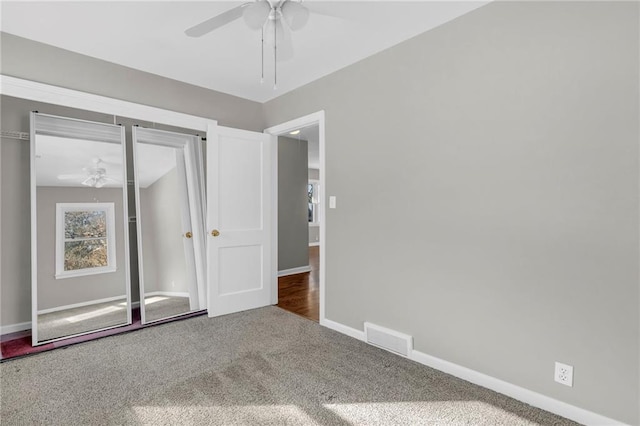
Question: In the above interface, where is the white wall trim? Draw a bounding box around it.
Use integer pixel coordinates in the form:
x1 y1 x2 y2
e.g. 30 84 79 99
320 318 366 341
144 291 190 298
1 321 31 335
309 242 320 247
0 75 214 132
320 318 628 426
37 295 128 315
277 266 312 277
409 350 629 426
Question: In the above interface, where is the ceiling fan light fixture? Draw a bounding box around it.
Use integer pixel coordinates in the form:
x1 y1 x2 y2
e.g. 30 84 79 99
281 1 309 31
243 0 271 30
184 0 308 88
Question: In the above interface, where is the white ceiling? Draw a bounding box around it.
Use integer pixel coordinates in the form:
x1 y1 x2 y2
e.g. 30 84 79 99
35 135 175 188
35 135 125 188
0 1 488 103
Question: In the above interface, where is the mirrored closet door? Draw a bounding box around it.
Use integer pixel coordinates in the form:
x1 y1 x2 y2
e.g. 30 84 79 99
30 113 131 345
132 126 206 324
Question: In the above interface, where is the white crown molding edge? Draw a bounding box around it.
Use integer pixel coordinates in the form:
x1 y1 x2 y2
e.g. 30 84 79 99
0 74 217 131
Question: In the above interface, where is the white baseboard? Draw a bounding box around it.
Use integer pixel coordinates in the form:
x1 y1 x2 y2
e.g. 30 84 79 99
320 318 628 426
1 321 31 335
320 318 365 341
3 297 175 336
309 242 320 247
38 295 128 315
409 350 628 426
278 266 312 277
145 291 189 298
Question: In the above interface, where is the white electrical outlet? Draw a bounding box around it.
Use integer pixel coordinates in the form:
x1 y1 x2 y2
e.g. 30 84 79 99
554 362 573 387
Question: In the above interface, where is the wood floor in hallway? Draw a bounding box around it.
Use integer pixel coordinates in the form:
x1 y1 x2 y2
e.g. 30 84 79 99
277 246 319 322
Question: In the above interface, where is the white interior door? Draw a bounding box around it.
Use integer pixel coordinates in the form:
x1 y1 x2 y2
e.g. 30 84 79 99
207 125 273 316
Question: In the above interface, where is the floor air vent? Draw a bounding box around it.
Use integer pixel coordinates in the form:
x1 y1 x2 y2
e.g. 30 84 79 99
364 322 413 357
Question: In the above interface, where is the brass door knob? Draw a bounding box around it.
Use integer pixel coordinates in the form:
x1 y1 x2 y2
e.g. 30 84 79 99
211 229 220 237
185 232 193 239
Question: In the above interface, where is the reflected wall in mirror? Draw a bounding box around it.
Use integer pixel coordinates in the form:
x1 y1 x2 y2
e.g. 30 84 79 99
133 127 206 324
31 113 131 345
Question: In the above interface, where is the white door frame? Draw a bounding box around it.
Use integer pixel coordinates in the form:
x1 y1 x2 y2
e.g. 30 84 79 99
264 111 326 323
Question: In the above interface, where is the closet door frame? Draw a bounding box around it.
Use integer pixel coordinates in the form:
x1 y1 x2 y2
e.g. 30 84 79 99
2 75 219 315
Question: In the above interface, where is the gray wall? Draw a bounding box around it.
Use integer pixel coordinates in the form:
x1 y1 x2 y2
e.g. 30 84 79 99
139 168 188 294
0 32 264 132
0 31 263 329
264 2 639 424
36 187 127 311
1 2 638 423
278 136 309 271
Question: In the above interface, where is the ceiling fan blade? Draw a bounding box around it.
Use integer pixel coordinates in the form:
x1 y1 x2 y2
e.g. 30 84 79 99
185 4 248 37
81 176 95 187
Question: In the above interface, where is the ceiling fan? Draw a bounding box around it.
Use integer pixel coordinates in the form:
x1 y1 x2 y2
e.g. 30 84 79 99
185 0 312 88
57 158 120 189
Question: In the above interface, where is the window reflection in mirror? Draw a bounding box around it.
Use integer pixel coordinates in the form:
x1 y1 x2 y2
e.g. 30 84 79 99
32 113 130 345
56 203 116 278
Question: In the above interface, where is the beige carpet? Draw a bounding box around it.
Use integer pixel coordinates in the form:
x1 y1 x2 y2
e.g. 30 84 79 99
143 295 192 323
37 298 129 342
1 307 579 425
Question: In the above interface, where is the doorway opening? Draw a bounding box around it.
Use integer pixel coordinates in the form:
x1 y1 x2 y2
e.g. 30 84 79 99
265 112 325 323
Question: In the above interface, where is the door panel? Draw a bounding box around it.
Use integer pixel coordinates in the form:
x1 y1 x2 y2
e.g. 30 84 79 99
207 125 272 316
218 245 262 295
218 138 263 230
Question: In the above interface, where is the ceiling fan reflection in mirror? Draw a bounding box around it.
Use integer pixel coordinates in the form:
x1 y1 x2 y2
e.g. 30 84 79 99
185 0 311 89
57 158 121 189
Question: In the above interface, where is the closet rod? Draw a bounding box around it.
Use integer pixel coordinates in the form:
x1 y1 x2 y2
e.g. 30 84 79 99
1 130 30 141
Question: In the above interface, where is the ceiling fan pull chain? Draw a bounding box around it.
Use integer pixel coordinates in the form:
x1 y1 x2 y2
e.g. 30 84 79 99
261 28 265 84
273 18 277 90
